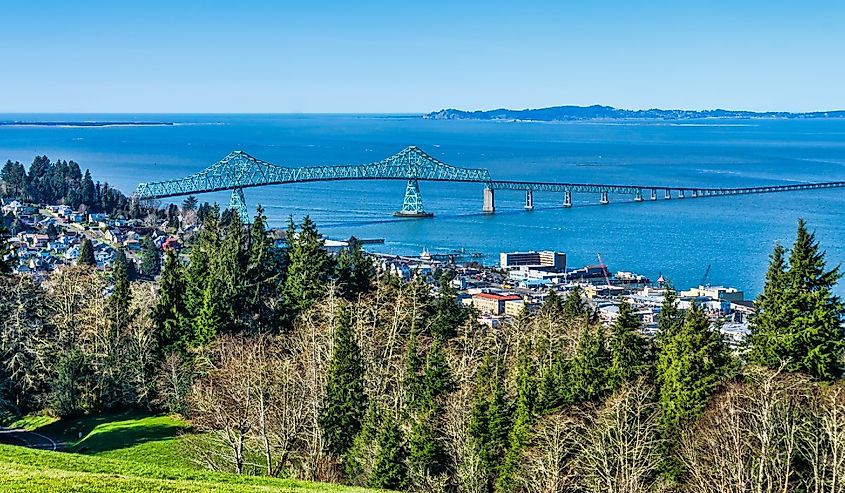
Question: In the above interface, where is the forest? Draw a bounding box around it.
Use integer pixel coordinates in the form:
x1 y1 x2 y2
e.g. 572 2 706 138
1 201 844 492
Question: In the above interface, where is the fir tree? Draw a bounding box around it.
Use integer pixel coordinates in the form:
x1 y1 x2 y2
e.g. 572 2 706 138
369 413 409 490
139 235 161 277
747 243 789 369
192 274 224 347
748 220 844 380
656 302 731 477
245 205 284 333
496 357 536 493
608 299 653 390
320 305 367 456
430 273 467 341
216 213 248 333
468 354 512 490
283 216 332 316
78 238 96 266
109 248 132 333
656 286 683 344
0 223 13 274
154 249 189 353
335 236 375 301
185 207 219 323
568 323 611 403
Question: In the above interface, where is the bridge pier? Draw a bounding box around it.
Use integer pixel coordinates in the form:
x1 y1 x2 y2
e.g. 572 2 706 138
691 190 699 198
483 187 496 213
564 190 572 208
524 189 534 210
650 189 657 201
394 179 433 218
229 187 250 224
679 190 686 199
634 189 644 202
600 190 609 205
664 189 671 200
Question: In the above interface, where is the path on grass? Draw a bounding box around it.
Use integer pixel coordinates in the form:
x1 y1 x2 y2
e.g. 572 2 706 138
0 426 59 451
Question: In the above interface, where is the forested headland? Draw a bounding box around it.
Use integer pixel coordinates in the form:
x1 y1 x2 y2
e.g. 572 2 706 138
1 194 844 492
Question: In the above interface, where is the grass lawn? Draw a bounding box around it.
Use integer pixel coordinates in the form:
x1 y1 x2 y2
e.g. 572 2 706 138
0 411 388 492
0 444 383 492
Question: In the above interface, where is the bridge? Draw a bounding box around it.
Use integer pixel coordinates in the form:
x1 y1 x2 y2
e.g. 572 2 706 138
135 146 845 222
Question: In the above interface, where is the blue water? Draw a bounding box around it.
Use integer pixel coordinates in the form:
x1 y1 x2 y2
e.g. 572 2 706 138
2 114 844 297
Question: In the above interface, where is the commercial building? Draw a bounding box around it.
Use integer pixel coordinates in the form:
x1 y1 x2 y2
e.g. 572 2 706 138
471 292 523 315
680 285 744 303
500 251 566 271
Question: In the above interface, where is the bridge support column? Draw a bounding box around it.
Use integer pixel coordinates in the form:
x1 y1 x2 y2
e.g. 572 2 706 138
651 189 657 200
483 187 496 213
634 189 644 202
229 187 250 224
524 189 534 210
665 189 671 200
394 179 433 218
600 190 609 205
564 190 572 208
679 190 686 199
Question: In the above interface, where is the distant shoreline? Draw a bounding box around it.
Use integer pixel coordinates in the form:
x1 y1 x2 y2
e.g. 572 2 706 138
0 121 174 127
424 105 845 122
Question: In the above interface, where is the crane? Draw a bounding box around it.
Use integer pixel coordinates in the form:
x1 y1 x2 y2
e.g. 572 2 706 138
701 264 711 287
596 252 612 286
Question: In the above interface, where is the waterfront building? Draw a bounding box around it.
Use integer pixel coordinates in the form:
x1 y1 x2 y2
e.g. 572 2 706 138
680 285 744 302
500 250 566 271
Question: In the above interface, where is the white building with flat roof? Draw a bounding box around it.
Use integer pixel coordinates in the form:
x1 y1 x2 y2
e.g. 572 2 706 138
500 250 566 271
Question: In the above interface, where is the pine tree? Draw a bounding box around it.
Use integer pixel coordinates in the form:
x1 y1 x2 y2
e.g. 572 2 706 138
369 413 409 490
320 305 366 456
185 208 219 323
283 216 332 316
335 237 375 301
154 249 190 353
78 238 96 266
216 213 248 334
656 302 731 476
656 286 683 344
608 299 653 390
749 220 844 380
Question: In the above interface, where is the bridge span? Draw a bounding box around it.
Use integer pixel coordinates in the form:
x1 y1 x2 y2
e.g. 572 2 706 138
134 146 845 222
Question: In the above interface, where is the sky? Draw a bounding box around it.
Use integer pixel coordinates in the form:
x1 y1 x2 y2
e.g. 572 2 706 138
1 0 843 113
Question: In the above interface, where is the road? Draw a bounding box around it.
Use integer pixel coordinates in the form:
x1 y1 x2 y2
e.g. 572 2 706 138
0 427 59 451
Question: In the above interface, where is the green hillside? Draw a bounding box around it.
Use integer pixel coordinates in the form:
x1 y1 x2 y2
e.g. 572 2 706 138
0 413 383 493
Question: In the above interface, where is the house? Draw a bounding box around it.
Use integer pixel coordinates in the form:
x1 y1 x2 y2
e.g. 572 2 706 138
1 200 35 216
88 212 108 223
162 237 181 251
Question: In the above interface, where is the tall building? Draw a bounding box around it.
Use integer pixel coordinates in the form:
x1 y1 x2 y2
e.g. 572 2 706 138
500 250 566 271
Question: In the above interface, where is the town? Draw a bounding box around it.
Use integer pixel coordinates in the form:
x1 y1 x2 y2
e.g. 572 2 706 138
3 196 754 347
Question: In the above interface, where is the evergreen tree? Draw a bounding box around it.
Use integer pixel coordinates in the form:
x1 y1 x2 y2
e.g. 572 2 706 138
0 223 13 274
747 243 789 369
369 413 409 490
656 286 683 343
608 299 653 390
320 305 367 456
335 237 375 301
78 238 96 266
496 357 536 493
154 249 190 353
749 220 844 380
139 236 161 277
245 206 284 333
468 354 512 490
283 216 332 317
182 195 198 212
656 302 731 476
185 207 219 323
216 213 248 334
192 274 224 347
430 273 467 341
109 248 132 333
568 323 611 403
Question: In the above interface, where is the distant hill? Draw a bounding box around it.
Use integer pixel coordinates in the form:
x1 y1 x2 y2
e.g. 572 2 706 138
423 105 845 121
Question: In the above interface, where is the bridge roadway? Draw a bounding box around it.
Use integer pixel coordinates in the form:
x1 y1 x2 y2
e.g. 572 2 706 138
134 146 845 220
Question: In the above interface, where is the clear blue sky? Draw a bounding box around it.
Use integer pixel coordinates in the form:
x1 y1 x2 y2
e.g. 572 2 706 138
2 0 843 113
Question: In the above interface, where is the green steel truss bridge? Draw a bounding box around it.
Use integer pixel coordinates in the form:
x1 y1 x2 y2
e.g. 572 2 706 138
135 145 845 222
